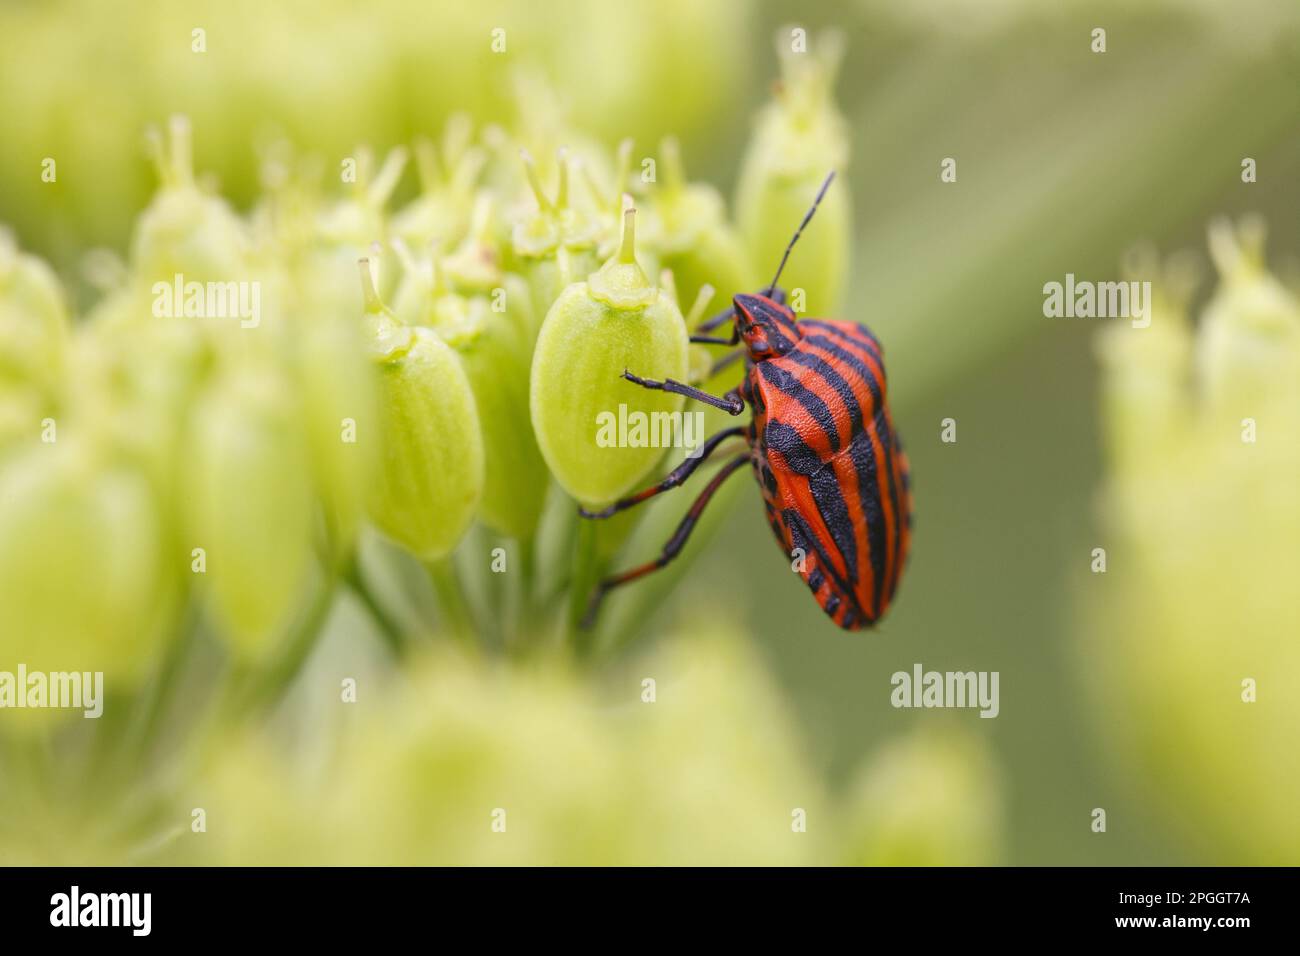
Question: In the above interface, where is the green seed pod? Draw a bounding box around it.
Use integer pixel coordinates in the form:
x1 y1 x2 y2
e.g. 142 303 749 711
0 231 68 399
130 116 249 286
530 201 690 509
184 364 315 660
735 28 851 316
0 439 164 682
434 292 546 542
361 261 484 560
512 150 602 338
391 208 546 541
651 138 756 316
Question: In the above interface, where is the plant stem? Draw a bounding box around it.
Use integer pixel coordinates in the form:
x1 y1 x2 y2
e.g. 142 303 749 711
117 593 197 774
343 557 406 659
239 571 339 716
514 536 536 648
426 557 478 648
566 518 601 657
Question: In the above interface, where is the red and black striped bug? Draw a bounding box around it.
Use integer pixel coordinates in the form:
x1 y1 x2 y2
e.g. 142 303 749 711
580 173 912 630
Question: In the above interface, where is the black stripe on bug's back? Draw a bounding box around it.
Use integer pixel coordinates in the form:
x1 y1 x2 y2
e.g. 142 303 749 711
805 465 861 593
796 327 898 616
784 508 871 625
800 331 885 414
765 413 872 608
779 347 865 438
845 423 889 617
762 418 826 476
757 363 840 453
803 319 884 362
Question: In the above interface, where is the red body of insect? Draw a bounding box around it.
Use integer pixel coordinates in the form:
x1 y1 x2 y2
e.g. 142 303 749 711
581 172 910 631
735 293 912 628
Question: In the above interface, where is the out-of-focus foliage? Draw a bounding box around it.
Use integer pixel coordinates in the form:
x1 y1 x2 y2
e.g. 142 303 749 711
182 628 1000 865
841 724 1002 866
0 0 751 266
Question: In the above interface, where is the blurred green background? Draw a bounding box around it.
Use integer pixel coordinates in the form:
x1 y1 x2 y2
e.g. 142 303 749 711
1 0 1297 865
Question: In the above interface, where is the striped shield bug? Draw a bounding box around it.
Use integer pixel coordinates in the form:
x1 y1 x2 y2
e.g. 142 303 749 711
581 173 912 630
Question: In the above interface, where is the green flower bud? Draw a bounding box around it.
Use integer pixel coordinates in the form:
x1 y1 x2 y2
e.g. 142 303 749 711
66 301 210 493
392 217 546 541
318 146 409 250
391 116 484 249
130 116 249 285
512 150 602 337
530 201 690 508
184 364 315 659
1094 246 1198 472
313 146 409 308
650 138 756 315
0 439 164 682
1197 217 1300 412
438 298 545 541
295 300 378 564
0 232 68 399
735 29 851 315
361 261 484 559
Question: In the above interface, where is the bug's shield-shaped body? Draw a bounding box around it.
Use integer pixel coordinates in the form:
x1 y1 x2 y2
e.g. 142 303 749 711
739 301 912 629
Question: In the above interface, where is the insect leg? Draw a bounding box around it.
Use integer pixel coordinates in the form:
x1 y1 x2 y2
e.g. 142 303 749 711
708 349 746 378
696 305 736 333
622 370 744 414
579 426 746 519
581 453 750 628
689 330 739 346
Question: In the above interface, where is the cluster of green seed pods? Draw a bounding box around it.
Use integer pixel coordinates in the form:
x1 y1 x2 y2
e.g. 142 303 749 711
0 35 852 687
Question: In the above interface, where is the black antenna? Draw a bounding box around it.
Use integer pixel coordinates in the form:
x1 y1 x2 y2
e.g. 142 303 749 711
765 171 835 297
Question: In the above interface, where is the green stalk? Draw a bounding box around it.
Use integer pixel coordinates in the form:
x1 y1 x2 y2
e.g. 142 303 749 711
426 557 478 648
343 558 406 658
240 571 340 714
566 518 601 657
121 613 197 768
514 535 537 645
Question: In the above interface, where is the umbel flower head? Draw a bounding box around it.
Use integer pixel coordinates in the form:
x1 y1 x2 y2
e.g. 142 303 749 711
0 39 860 834
1083 218 1300 864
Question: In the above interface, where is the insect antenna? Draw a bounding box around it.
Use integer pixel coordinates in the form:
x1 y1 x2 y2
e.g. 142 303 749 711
764 170 835 297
